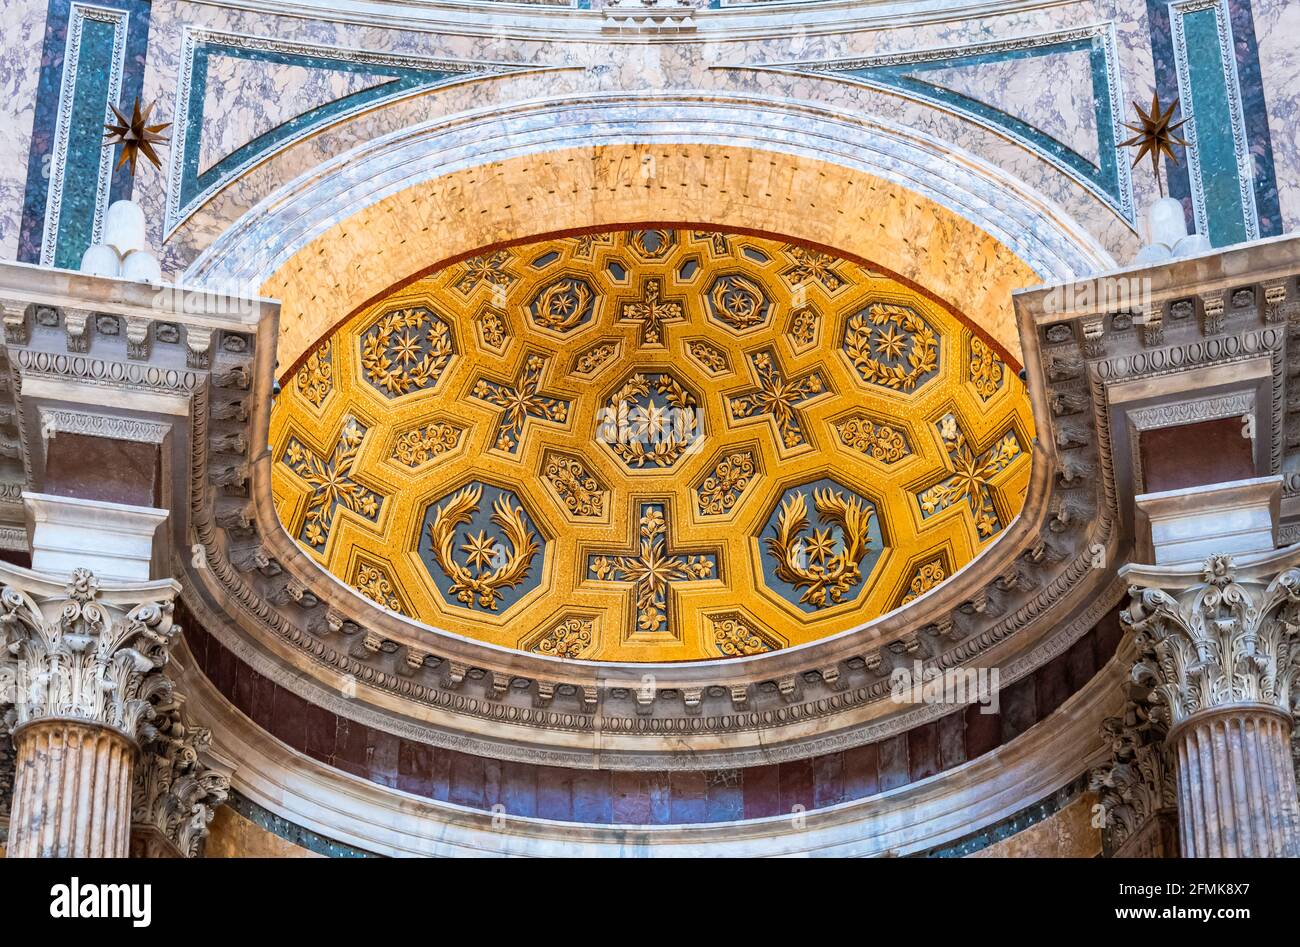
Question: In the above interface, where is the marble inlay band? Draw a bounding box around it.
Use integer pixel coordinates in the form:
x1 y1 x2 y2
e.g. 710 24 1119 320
184 93 1114 315
39 2 128 269
1170 0 1260 246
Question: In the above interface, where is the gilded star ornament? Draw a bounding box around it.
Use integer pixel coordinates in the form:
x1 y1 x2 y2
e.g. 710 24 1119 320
103 97 171 177
1119 93 1188 198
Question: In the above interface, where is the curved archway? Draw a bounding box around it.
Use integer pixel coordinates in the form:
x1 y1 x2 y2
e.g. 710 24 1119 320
183 95 1116 372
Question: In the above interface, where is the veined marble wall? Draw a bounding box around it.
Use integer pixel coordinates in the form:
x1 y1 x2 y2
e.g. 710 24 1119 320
0 0 48 260
4 0 1298 280
1255 0 1300 231
4 0 1293 281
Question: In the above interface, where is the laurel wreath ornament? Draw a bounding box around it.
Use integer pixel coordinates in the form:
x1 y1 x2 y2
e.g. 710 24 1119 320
843 303 938 391
427 485 539 611
765 488 875 608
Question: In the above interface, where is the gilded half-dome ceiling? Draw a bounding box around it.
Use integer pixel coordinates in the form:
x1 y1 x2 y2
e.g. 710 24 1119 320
271 228 1034 662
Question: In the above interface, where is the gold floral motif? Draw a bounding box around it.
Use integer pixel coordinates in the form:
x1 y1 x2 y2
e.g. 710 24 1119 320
588 503 718 637
475 308 508 353
282 419 382 551
619 278 685 344
571 340 619 376
708 275 769 331
426 484 539 611
782 245 845 291
835 415 911 464
295 342 332 408
360 307 455 398
969 336 1005 401
685 339 730 375
917 414 1023 540
727 349 826 451
529 617 593 658
354 562 405 614
843 303 938 392
531 278 595 333
471 353 572 454
543 453 605 517
899 559 946 606
695 449 757 516
691 230 731 255
764 488 875 609
788 307 819 351
392 421 462 469
455 250 515 294
712 615 778 657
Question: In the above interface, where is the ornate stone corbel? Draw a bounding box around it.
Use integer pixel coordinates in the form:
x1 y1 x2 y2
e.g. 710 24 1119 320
63 308 91 353
1 300 28 344
1262 279 1290 324
186 327 213 369
1080 317 1106 358
1135 305 1163 346
445 661 469 689
1199 291 1225 335
125 316 151 361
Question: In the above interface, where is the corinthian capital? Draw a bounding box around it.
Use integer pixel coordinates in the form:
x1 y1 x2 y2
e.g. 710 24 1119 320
0 563 182 742
1121 554 1300 726
132 700 231 858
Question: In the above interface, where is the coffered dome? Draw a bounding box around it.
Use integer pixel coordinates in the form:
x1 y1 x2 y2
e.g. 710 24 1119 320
271 227 1035 661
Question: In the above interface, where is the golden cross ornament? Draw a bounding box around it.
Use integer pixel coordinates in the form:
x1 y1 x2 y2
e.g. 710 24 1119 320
103 97 171 177
1119 92 1188 198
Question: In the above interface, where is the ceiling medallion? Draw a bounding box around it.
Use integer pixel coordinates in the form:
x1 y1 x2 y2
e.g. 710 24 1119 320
271 228 1035 662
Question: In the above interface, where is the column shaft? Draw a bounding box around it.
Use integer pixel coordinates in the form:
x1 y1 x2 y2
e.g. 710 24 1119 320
6 720 134 858
1170 705 1300 857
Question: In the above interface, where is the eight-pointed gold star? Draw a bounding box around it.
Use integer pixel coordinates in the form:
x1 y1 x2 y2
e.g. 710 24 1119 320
1119 92 1188 197
103 97 171 177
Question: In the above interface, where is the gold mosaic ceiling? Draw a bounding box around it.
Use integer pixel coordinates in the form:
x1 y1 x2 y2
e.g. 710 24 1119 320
271 227 1034 662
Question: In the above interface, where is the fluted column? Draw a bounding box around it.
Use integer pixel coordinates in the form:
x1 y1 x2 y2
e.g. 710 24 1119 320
7 721 135 857
1122 553 1300 858
0 564 181 857
1170 704 1297 856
